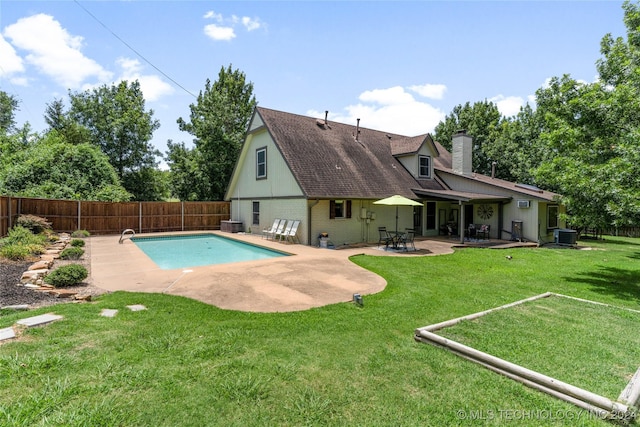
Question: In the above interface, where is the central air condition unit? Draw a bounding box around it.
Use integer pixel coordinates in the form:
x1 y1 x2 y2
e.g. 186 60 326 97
517 200 530 208
554 229 577 245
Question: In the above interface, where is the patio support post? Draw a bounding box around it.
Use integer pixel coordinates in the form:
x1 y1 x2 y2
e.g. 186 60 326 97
459 201 465 244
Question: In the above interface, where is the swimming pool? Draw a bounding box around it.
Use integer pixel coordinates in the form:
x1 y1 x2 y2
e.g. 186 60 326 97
131 234 290 270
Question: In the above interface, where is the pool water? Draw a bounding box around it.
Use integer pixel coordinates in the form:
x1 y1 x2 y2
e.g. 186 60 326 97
132 234 289 270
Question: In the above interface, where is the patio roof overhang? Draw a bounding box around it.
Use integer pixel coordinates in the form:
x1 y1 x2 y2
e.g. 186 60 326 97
412 188 512 204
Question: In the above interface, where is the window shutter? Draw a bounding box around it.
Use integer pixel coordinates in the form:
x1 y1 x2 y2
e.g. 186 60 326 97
329 200 336 219
346 200 352 218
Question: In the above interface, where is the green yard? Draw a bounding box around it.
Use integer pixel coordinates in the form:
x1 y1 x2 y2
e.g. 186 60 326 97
1 237 640 426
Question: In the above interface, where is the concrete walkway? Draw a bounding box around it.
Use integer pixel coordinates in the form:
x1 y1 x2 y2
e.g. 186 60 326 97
89 232 456 313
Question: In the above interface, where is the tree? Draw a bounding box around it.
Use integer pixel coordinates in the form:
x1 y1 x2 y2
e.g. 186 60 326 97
0 91 19 135
175 65 257 200
485 104 547 184
44 98 90 145
165 140 206 201
69 80 164 200
433 100 503 176
0 131 131 201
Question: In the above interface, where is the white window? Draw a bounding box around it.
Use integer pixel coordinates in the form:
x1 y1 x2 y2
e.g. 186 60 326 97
419 155 431 178
256 147 267 179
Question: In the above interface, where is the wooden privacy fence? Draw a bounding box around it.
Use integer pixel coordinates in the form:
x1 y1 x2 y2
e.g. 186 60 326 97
0 196 230 236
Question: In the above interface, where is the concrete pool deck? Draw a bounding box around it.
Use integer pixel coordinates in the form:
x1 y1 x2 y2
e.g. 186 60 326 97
89 231 456 312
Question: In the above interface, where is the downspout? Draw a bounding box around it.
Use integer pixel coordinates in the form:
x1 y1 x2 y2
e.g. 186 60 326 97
308 199 320 246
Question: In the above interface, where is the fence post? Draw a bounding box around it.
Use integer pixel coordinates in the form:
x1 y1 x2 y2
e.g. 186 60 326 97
181 201 184 231
77 200 81 231
8 196 12 230
139 202 142 233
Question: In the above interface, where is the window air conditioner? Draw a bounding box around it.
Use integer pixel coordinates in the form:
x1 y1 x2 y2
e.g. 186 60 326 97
517 200 530 208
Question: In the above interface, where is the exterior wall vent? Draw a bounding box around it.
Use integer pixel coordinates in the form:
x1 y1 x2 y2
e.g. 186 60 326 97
517 200 530 208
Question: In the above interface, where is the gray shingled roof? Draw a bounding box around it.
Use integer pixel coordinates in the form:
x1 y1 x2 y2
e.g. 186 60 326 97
254 107 559 202
257 107 443 199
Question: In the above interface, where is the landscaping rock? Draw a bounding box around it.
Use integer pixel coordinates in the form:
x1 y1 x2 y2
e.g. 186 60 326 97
20 269 49 283
16 313 63 327
100 309 118 318
29 260 52 271
0 327 16 341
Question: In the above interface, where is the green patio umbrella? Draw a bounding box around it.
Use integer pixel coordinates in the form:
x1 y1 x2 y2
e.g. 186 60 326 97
373 195 422 233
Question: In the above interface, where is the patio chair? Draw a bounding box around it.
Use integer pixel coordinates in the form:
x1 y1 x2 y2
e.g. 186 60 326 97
267 219 287 241
275 220 293 242
378 227 394 248
477 224 490 240
399 229 416 252
283 220 301 243
262 218 281 239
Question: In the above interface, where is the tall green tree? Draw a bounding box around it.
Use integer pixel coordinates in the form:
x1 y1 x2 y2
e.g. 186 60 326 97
433 100 503 176
69 80 164 200
175 65 257 200
0 91 19 134
44 98 90 145
533 1 640 229
165 140 205 201
485 104 546 184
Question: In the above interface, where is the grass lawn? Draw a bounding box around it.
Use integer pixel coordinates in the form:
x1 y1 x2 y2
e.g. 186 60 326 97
1 237 640 426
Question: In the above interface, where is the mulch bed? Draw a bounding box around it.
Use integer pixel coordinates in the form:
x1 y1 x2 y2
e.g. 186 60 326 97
1 239 106 309
0 259 58 307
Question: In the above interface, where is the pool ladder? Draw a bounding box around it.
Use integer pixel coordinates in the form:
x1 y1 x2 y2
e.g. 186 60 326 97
119 229 135 244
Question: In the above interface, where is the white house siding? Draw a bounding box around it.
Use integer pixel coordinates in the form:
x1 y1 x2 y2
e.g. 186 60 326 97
308 199 416 246
229 129 305 200
502 200 538 242
231 198 309 243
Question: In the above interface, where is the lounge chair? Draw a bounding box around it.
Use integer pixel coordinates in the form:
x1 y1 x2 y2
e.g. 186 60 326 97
283 220 301 243
266 219 286 241
275 220 292 242
262 218 281 239
378 227 394 248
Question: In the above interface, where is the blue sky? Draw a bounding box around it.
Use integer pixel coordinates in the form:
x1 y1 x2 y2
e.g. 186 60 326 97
0 1 627 160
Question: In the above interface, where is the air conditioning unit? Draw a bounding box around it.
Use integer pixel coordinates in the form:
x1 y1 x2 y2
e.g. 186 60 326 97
554 229 577 245
517 200 530 208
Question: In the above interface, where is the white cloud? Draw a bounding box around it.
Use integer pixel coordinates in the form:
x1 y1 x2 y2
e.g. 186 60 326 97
203 11 223 22
3 13 112 89
359 86 414 105
490 95 524 117
408 83 447 100
309 86 446 136
242 16 262 31
204 24 236 41
203 11 264 41
116 57 173 101
0 34 25 77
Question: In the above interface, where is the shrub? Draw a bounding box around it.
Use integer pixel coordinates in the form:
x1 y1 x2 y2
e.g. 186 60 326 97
70 239 85 247
0 243 31 260
71 230 90 238
15 215 52 234
60 247 84 260
44 264 88 287
0 226 46 260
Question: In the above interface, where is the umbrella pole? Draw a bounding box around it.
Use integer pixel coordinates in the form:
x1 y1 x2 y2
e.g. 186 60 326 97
396 206 399 234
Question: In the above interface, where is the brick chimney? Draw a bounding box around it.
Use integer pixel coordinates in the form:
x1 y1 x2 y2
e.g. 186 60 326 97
452 130 472 175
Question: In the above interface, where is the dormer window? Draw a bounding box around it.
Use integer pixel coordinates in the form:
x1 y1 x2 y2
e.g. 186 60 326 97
419 155 431 178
